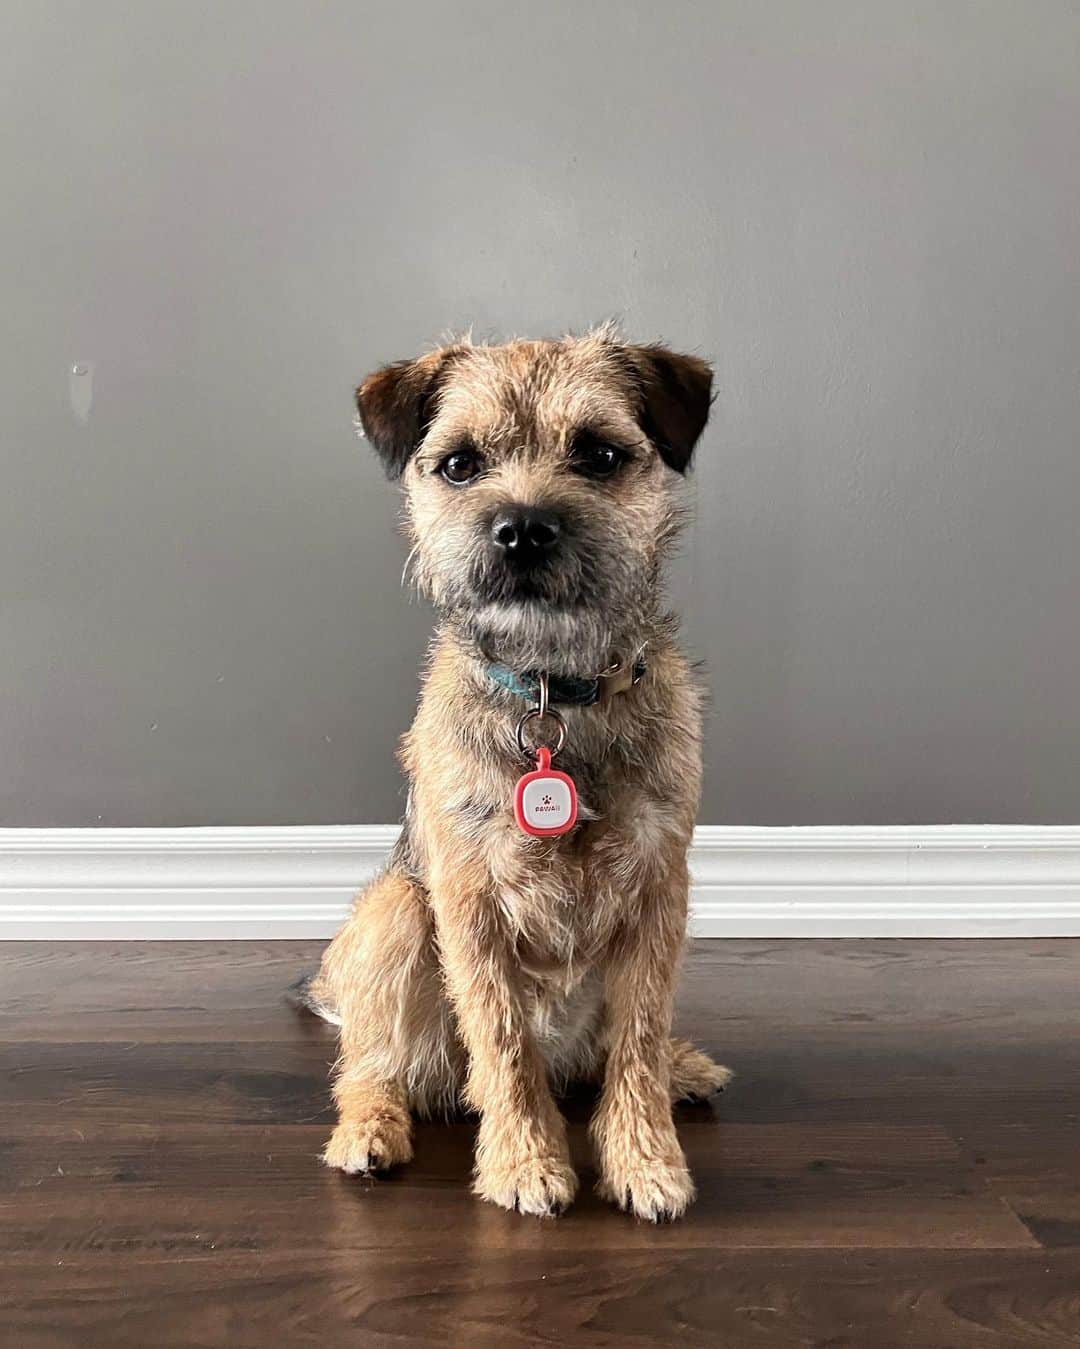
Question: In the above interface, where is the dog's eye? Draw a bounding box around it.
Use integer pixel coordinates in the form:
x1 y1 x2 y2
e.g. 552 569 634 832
439 449 483 485
571 441 625 480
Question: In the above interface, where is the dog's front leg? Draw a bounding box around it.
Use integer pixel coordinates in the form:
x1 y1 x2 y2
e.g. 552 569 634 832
431 872 577 1217
592 864 694 1222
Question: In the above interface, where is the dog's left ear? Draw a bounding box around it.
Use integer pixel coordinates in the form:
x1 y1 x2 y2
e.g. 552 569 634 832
356 346 461 479
622 345 714 473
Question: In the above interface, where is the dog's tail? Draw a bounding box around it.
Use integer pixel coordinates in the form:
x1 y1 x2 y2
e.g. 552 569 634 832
287 972 343 1027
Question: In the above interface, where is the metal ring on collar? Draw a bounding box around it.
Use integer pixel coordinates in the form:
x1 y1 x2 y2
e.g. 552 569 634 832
515 706 567 760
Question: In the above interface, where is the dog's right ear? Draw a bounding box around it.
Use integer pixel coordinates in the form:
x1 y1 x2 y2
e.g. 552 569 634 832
355 347 460 479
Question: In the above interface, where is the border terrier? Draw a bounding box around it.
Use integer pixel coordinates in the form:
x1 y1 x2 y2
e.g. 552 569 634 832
297 325 730 1221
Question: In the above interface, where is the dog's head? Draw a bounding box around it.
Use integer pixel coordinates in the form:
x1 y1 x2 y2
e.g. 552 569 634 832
356 327 713 672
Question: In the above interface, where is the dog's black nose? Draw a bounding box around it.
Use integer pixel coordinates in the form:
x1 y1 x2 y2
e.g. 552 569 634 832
490 506 561 565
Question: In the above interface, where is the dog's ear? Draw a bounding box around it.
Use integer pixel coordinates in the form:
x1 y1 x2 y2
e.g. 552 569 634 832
622 344 714 473
356 347 460 479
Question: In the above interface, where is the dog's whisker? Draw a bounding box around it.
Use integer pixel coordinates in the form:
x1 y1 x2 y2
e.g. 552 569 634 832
400 543 420 592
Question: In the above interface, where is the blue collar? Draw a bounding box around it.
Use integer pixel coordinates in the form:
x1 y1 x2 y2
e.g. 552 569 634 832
485 656 646 708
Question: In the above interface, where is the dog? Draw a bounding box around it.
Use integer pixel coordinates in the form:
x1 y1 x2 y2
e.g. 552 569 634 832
297 325 730 1221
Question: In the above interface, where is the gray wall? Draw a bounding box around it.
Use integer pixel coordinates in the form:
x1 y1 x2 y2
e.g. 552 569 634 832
3 1 1079 827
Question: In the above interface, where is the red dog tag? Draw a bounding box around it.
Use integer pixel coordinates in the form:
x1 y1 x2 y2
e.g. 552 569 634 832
514 746 578 837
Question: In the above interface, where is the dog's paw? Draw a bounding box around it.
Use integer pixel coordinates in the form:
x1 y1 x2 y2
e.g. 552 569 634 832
475 1153 578 1217
670 1039 734 1103
321 1115 414 1176
598 1156 696 1223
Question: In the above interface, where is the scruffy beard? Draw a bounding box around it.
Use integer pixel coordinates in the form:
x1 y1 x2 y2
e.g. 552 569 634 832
445 593 657 676
415 524 666 674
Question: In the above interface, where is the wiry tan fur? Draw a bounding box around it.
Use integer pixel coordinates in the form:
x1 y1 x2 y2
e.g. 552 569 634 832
306 327 731 1221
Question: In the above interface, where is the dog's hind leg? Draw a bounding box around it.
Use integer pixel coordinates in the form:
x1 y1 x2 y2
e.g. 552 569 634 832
669 1038 733 1103
317 869 461 1175
323 1076 413 1175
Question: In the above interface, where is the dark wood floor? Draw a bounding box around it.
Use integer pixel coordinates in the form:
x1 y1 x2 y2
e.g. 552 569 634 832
3 940 1080 1348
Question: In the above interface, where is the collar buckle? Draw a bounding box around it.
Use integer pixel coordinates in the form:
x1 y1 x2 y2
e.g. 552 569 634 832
594 646 647 702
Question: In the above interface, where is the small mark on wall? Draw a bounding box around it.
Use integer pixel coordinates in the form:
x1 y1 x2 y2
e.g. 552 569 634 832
69 361 94 423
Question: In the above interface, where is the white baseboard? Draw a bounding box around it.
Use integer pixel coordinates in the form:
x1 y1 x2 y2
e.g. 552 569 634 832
2 825 1079 939
690 826 1080 937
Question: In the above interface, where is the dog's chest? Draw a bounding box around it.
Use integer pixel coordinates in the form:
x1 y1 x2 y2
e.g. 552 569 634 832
486 827 596 969
482 789 683 970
